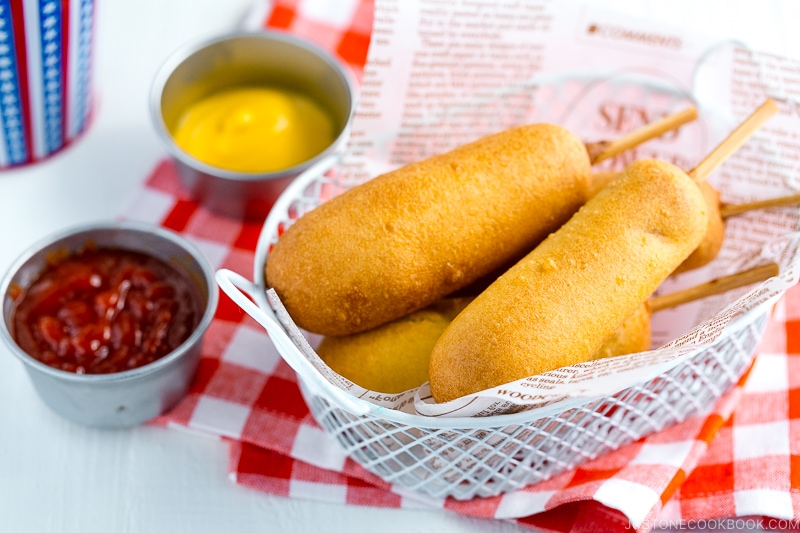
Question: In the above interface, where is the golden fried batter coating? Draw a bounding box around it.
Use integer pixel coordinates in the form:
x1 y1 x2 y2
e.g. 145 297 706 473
316 298 472 393
266 124 591 336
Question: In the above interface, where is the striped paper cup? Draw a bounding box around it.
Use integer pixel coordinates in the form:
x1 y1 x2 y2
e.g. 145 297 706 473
0 0 94 169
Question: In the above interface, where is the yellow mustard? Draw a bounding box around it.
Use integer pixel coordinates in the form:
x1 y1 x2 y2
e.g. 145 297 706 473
172 86 336 173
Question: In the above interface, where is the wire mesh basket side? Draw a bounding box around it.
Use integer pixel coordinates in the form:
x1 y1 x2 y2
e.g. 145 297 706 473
301 311 767 501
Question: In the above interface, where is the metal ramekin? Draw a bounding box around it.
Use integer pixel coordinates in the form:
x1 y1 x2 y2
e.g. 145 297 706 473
150 30 356 220
0 221 218 428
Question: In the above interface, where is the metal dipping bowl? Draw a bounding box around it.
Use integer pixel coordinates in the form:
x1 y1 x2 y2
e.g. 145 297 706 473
0 221 218 428
150 30 356 220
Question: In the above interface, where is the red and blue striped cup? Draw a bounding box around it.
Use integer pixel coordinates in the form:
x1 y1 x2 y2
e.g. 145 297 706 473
0 0 93 169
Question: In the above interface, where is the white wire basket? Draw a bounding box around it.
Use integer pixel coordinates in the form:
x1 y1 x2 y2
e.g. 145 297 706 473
216 151 783 501
300 314 765 499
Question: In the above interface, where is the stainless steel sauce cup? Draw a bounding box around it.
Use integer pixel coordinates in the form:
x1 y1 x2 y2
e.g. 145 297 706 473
150 30 356 219
0 221 218 428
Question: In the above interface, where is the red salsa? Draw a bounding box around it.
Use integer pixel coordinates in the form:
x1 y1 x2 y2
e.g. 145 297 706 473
12 247 199 374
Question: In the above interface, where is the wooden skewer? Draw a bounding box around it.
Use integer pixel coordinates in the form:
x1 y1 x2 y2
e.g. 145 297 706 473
720 192 800 219
647 262 779 313
687 99 780 183
585 106 698 165
591 99 782 198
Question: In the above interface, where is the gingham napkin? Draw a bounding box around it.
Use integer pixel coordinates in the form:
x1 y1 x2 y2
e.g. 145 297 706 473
132 156 800 533
128 1 800 531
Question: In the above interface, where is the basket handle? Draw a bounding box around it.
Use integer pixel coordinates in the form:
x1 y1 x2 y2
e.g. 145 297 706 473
215 269 372 417
215 269 281 333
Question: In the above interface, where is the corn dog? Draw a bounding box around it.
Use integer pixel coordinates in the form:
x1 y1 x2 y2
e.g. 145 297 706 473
591 173 725 274
594 262 779 359
316 297 472 393
267 124 593 336
428 159 708 403
590 100 780 275
594 176 785 275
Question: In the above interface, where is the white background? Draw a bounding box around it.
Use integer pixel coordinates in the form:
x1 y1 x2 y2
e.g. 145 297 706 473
1 1 799 532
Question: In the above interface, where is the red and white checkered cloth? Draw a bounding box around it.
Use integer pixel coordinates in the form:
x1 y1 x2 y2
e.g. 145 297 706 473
126 1 800 531
131 158 800 533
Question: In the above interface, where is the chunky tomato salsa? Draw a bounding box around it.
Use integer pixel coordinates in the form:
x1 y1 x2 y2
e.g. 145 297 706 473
12 247 199 374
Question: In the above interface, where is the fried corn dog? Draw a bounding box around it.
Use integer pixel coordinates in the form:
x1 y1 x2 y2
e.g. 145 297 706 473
593 175 787 275
316 298 472 393
267 124 593 336
591 173 725 274
428 159 708 403
592 99 780 275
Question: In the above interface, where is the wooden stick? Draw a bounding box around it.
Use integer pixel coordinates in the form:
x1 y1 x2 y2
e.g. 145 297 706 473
591 99 778 190
647 262 779 313
687 99 780 183
720 192 800 219
586 106 698 165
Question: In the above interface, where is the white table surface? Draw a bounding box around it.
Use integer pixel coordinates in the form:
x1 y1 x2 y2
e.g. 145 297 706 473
2 1 799 532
